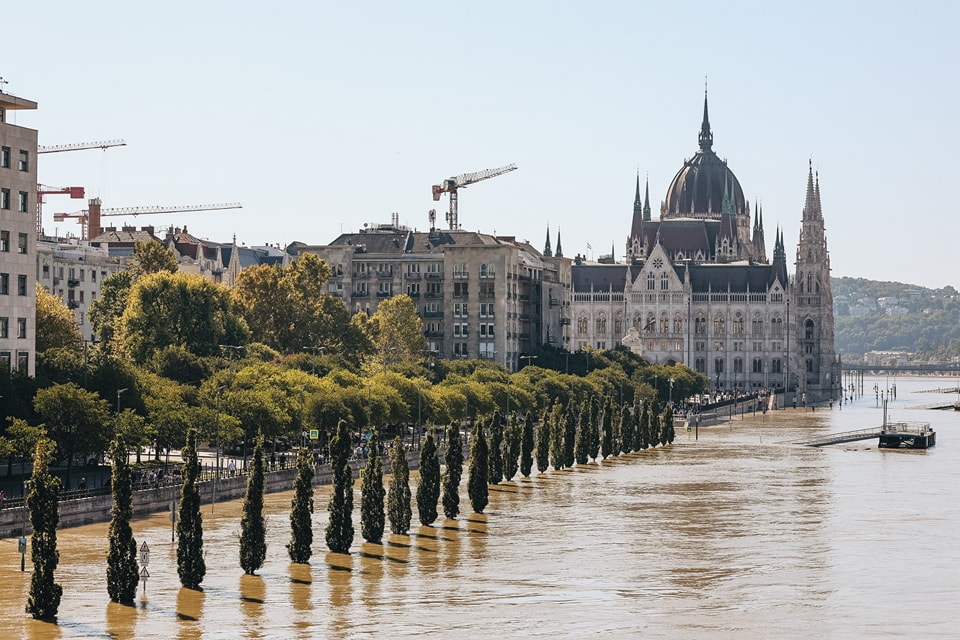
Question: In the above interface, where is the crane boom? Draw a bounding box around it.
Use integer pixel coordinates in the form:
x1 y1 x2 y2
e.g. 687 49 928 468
52 200 242 240
38 139 127 154
431 162 517 230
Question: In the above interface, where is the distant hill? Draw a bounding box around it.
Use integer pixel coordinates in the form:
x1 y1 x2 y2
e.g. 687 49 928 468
832 277 960 362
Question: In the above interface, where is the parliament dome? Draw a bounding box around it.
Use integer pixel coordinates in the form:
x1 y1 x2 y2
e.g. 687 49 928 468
663 93 746 219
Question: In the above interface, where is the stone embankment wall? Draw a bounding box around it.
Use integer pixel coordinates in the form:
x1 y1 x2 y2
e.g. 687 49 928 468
0 450 423 539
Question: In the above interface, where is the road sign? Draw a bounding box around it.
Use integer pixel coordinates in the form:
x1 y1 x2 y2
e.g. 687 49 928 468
309 429 319 440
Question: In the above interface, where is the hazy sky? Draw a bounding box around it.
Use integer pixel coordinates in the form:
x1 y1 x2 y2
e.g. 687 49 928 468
6 1 958 290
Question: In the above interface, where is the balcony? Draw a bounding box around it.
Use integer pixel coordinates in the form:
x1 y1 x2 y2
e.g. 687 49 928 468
423 310 444 318
67 300 80 309
353 290 370 298
425 272 443 280
352 272 371 279
425 291 442 299
406 272 422 280
406 291 421 299
376 271 394 279
424 330 443 338
67 278 80 287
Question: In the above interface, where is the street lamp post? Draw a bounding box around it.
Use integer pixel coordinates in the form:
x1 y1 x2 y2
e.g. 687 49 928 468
303 345 325 376
117 388 128 465
668 377 675 407
212 384 227 513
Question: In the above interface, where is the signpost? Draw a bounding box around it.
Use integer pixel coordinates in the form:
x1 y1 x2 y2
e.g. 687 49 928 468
139 542 150 595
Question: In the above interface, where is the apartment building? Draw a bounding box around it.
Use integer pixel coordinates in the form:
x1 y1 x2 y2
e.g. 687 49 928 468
0 90 38 375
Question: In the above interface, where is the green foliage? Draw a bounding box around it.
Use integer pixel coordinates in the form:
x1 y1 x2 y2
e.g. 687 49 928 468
548 403 565 471
416 429 441 525
387 437 412 535
622 397 637 453
638 401 650 450
368 295 427 372
502 418 521 481
130 241 178 277
33 382 112 490
520 413 534 477
240 433 267 575
288 447 315 563
487 410 503 484
35 283 83 353
177 428 206 589
106 437 139 604
467 419 489 514
326 419 354 553
535 407 551 473
442 424 463 519
26 437 63 620
89 270 134 347
360 430 385 542
117 271 249 363
663 405 676 444
617 404 629 455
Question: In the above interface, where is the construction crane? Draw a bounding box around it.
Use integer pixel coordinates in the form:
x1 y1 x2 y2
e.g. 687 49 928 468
38 139 127 154
34 139 126 237
53 199 242 240
432 163 517 230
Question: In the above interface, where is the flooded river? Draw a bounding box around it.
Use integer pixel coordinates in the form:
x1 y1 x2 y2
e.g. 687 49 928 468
1 376 958 639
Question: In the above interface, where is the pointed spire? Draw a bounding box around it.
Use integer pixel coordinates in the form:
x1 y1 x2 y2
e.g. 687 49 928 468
814 169 823 219
698 80 713 152
634 172 642 212
630 173 645 239
555 227 563 257
543 223 552 257
804 159 816 219
643 174 651 221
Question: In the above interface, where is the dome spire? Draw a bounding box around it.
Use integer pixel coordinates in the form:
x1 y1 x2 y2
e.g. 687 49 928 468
698 78 713 152
643 174 651 221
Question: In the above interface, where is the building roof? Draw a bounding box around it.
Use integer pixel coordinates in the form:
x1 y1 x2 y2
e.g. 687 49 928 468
571 263 629 291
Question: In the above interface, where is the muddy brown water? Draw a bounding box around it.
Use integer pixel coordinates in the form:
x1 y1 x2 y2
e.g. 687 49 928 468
1 376 958 639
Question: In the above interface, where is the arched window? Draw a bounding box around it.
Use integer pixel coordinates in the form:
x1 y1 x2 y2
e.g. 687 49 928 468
673 314 683 333
647 273 656 290
659 313 669 334
633 312 642 329
798 271 804 293
752 315 763 337
596 312 607 334
660 273 669 290
807 273 812 293
772 358 782 374
771 316 783 338
714 313 725 336
695 314 706 335
732 313 744 335
614 312 623 336
577 314 588 335
644 313 655 332
805 319 815 340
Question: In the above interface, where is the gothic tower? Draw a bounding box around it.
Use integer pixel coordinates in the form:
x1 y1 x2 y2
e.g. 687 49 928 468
794 162 837 401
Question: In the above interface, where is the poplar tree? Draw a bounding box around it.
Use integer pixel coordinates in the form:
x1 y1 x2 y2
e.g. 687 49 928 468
442 424 463 519
574 401 589 465
387 437 412 535
107 437 139 604
616 404 629 455
535 407 551 473
549 403 565 470
503 419 521 481
520 412 535 477
663 405 676 444
587 399 601 461
360 430 385 542
416 429 441 525
467 418 489 514
240 433 267 574
326 419 354 553
600 398 613 459
287 447 315 563
26 437 63 620
638 401 650 450
487 410 503 484
562 405 576 467
177 428 205 590
654 407 665 446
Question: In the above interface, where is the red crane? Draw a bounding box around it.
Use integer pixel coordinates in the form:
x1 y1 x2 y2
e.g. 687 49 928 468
432 163 517 230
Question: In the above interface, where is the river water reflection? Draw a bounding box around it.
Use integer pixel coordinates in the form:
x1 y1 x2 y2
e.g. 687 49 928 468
1 376 958 639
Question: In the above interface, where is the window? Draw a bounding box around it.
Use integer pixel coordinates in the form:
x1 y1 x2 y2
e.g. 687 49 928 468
354 282 368 296
454 322 468 337
732 314 744 335
454 282 468 297
577 315 588 335
752 316 763 337
0 230 7 252
772 358 782 374
18 317 27 338
660 273 669 290
713 314 725 335
18 233 27 254
695 357 705 373
454 303 468 317
17 352 28 372
695 315 706 335
695 341 706 351
453 263 468 278
479 322 494 337
1 146 9 168
479 282 494 298
647 273 655 290
0 352 10 370
806 358 814 372
714 358 724 374
480 263 496 278
18 191 28 212
425 282 442 297
91 269 97 283
596 313 607 334
18 150 29 172
734 358 743 374
659 314 669 333
454 342 468 358
674 314 683 333
407 263 421 275
480 303 494 317
0 273 8 294
752 358 763 374
805 319 815 340
406 283 420 296
479 342 495 359
771 316 783 338
0 317 7 338
1 188 9 210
